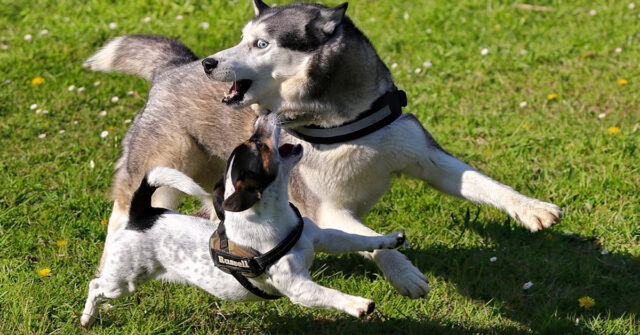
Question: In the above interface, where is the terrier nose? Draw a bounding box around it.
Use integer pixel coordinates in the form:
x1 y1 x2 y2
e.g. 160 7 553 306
202 58 218 74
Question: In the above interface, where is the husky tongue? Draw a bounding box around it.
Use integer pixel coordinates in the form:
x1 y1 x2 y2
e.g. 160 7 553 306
222 80 252 104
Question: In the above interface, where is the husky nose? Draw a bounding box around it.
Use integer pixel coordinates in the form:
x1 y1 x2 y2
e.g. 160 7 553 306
202 58 218 74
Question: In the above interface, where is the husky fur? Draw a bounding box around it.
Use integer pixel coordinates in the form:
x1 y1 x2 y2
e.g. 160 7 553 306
80 113 406 329
87 0 561 299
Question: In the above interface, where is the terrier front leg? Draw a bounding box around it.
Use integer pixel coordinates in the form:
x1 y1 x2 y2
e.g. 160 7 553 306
268 254 375 317
311 223 405 253
315 206 429 299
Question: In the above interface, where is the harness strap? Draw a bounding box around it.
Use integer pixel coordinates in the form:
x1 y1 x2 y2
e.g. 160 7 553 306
210 203 305 300
287 89 407 144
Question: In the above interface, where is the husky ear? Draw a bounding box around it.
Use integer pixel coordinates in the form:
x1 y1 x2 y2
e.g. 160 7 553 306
222 183 261 212
321 2 348 35
252 0 269 16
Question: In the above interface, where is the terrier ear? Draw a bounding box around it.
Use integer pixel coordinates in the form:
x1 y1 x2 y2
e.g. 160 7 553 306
321 2 348 35
252 0 269 16
212 178 226 220
222 182 261 212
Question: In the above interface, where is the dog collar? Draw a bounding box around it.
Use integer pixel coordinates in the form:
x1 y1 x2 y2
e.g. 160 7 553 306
209 203 304 300
287 89 407 144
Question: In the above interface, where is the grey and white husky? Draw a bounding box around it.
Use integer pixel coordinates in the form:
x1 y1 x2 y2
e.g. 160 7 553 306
87 0 561 298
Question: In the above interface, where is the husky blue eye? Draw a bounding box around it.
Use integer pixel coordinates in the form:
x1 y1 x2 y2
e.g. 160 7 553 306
255 39 269 49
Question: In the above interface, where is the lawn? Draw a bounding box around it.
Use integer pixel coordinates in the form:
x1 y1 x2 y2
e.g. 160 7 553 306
1 0 639 334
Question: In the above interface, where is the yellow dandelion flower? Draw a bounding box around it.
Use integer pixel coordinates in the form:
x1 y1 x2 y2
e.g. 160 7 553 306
38 268 51 276
56 240 67 247
547 93 558 100
618 79 628 85
107 126 115 131
521 123 532 130
493 24 501 30
100 219 107 225
483 150 491 157
578 296 595 309
608 126 620 134
581 52 593 59
31 77 45 86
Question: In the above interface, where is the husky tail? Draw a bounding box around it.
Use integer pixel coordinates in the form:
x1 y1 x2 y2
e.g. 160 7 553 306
128 167 212 230
86 34 198 81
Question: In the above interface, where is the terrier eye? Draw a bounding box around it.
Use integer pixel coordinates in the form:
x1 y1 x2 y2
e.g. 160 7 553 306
255 39 269 49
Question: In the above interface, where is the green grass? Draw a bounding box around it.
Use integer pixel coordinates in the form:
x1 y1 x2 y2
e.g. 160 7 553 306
1 0 639 334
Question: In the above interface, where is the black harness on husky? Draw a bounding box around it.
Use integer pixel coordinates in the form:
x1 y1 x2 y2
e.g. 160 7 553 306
209 203 304 300
288 88 407 144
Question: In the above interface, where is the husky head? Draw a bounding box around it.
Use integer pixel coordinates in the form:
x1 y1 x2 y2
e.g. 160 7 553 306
213 112 303 214
203 0 394 128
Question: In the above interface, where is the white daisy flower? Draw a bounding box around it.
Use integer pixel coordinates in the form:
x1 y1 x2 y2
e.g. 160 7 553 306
368 17 376 22
403 12 409 20
176 15 184 20
101 303 113 311
414 68 421 73
614 47 622 53
89 160 95 169
30 104 38 110
127 90 134 95
100 130 109 138
142 17 151 23
39 29 49 35
589 9 597 16
402 240 412 249
489 256 497 262
391 63 398 69
35 109 42 114
124 119 132 124
24 34 32 41
68 85 75 91
110 96 119 103
630 3 636 9
58 130 65 134
519 101 527 108
426 28 432 34
598 113 606 119
522 281 533 290
422 61 432 68
38 133 47 139
41 110 48 114
481 48 489 56
199 22 210 29
77 87 85 93
601 249 610 255
98 110 107 117
93 80 101 86
108 22 117 29
73 121 78 125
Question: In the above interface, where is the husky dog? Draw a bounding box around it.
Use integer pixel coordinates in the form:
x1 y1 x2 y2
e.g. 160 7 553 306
80 113 407 329
87 0 561 299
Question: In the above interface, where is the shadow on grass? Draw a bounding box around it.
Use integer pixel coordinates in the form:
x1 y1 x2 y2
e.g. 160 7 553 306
318 211 639 334
405 213 640 334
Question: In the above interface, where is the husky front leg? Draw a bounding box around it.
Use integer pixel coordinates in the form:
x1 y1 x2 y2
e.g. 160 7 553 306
399 115 561 232
268 254 375 318
316 205 429 299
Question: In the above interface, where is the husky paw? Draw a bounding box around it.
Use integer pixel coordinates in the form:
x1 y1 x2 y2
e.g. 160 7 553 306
381 231 405 249
511 199 562 232
80 314 95 331
345 297 375 318
374 250 429 299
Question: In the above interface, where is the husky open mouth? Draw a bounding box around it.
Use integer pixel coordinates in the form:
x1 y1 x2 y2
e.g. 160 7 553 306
222 79 253 104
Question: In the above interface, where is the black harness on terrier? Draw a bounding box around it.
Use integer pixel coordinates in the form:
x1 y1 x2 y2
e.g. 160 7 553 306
287 88 407 144
209 203 304 300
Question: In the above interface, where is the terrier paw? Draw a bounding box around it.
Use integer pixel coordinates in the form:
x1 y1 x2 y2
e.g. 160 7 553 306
511 199 562 232
375 250 429 299
346 298 375 318
381 231 405 249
